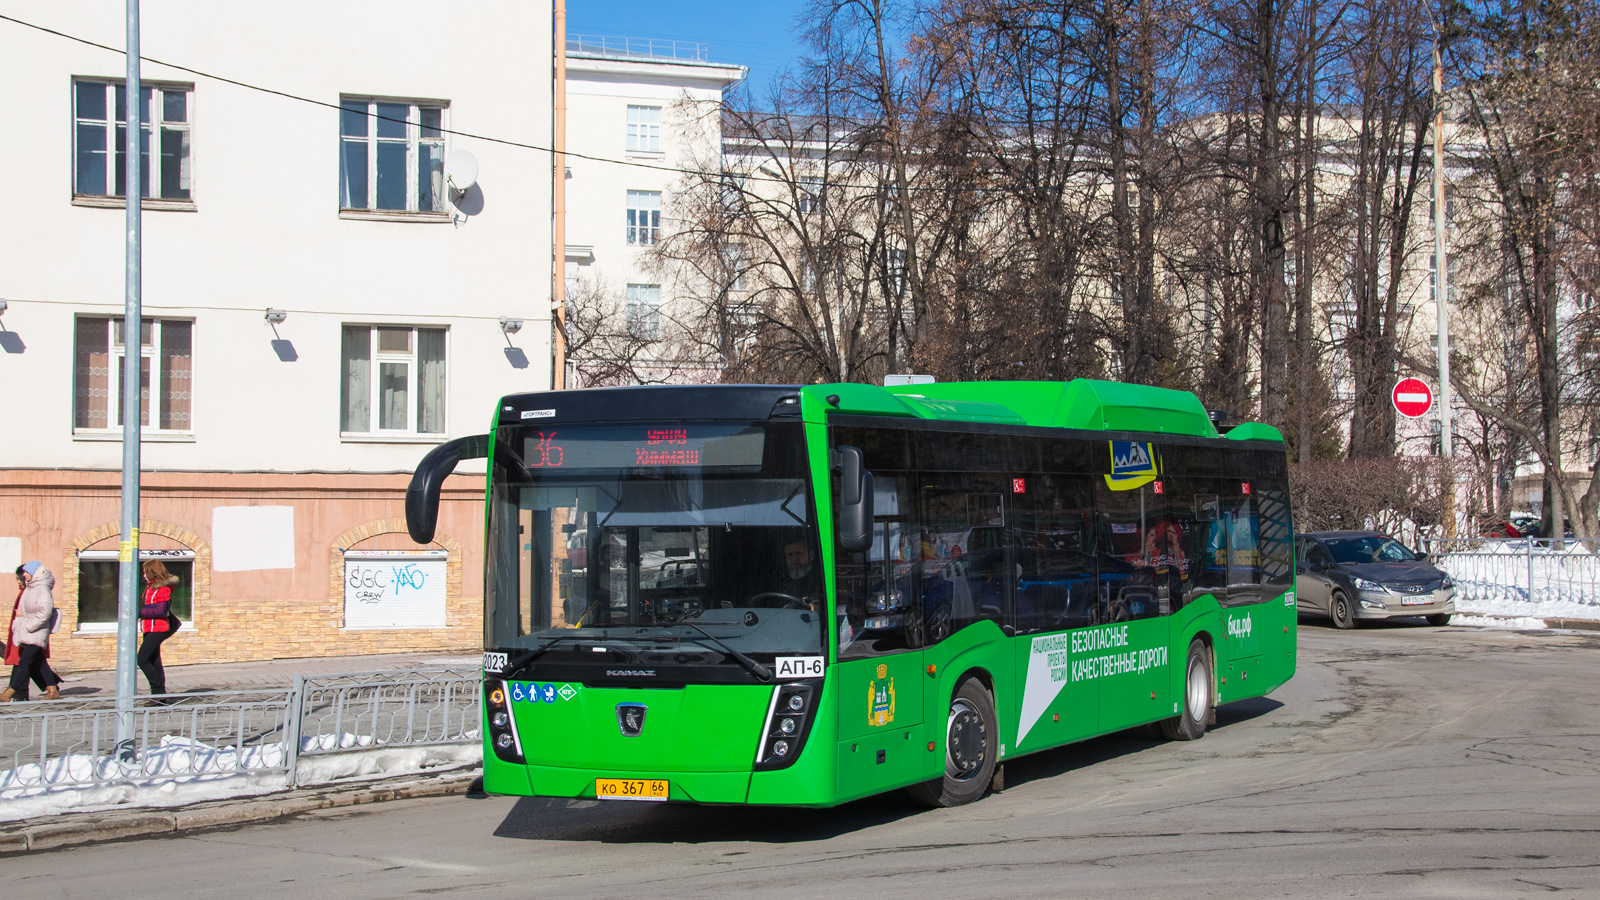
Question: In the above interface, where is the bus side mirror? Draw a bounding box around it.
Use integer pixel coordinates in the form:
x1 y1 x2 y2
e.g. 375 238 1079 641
837 445 874 552
406 434 490 544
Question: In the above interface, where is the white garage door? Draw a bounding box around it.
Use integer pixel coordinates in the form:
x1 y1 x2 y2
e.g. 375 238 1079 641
343 550 449 629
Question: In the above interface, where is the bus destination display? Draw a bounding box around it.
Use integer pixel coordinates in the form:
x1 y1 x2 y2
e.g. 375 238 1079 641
521 423 765 469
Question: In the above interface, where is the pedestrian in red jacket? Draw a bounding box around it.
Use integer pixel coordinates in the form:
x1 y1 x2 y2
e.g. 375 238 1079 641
139 559 183 699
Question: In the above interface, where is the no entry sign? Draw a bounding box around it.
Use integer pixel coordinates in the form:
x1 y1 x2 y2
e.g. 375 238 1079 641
1392 378 1434 418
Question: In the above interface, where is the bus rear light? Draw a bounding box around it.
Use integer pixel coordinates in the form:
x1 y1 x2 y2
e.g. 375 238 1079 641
756 682 817 770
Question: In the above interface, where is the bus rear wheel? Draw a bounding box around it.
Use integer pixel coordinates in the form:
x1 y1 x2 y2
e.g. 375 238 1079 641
908 677 997 808
1160 639 1212 741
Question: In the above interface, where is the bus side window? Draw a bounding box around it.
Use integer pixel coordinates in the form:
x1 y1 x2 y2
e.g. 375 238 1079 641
917 473 1009 645
1011 474 1095 634
837 473 920 659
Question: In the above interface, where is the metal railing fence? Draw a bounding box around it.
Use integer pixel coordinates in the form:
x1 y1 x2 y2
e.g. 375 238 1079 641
565 34 709 63
0 668 480 796
287 668 480 785
0 691 295 791
1419 537 1600 607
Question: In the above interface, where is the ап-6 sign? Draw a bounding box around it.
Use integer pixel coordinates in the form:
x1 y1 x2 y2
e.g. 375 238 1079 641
1392 378 1434 418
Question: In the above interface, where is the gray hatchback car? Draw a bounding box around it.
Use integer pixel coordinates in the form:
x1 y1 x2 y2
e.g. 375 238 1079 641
1296 531 1456 628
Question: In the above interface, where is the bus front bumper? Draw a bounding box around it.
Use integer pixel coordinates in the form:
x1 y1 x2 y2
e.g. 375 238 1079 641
500 764 754 804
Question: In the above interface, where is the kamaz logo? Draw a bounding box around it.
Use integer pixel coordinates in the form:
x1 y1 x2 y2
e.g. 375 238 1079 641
1111 441 1155 476
1228 616 1253 639
605 669 656 677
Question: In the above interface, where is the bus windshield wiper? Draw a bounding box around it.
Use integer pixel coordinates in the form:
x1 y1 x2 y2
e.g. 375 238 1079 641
672 620 773 683
502 631 660 678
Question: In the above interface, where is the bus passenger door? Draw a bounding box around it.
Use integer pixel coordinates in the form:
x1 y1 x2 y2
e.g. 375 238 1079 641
833 475 926 792
1011 474 1101 753
1093 476 1172 733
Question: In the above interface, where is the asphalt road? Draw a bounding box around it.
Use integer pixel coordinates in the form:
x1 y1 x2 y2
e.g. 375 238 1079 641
13 623 1600 899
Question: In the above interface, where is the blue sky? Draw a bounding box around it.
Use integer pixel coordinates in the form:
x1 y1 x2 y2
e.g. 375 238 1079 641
566 0 811 98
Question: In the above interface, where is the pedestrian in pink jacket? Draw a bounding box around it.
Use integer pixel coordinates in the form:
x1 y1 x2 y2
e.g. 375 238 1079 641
3 561 63 702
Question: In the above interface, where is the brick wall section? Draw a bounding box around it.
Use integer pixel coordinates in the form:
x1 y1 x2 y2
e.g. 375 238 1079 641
4 470 484 673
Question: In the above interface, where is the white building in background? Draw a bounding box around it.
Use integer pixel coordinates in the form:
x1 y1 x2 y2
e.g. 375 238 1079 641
561 35 745 380
0 1 551 670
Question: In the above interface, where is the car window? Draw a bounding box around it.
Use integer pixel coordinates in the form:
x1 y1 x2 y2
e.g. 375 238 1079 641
1324 535 1417 564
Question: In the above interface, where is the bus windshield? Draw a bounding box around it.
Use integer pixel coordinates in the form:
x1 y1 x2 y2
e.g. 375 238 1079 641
484 420 824 663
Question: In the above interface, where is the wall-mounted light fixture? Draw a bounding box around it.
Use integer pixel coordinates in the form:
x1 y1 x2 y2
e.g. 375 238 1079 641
265 308 288 324
0 299 8 317
500 317 523 334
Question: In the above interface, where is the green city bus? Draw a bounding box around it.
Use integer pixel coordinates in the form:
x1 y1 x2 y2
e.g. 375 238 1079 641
405 379 1296 808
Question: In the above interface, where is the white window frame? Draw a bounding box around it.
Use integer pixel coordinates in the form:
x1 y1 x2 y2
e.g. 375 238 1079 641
340 325 450 440
625 284 662 341
799 177 824 215
626 190 662 245
76 549 195 633
626 105 663 155
725 244 748 293
339 97 449 218
72 316 195 438
71 78 194 207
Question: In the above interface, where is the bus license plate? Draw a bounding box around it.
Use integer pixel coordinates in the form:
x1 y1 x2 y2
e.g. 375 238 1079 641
595 778 669 801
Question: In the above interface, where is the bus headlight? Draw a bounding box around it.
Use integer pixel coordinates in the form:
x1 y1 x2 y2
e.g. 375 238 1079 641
485 678 524 764
756 682 816 770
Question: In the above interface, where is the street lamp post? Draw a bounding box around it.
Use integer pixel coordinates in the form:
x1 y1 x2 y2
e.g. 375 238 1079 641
116 0 144 751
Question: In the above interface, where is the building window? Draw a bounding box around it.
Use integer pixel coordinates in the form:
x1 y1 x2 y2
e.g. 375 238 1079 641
627 190 661 245
78 550 193 629
1429 254 1455 304
73 316 193 433
626 105 662 154
340 98 447 214
799 177 824 215
73 80 192 201
884 248 907 297
625 284 661 340
720 173 746 212
724 244 748 293
341 326 447 435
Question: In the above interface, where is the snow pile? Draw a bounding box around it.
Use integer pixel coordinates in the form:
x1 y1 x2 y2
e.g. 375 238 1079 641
1451 592 1600 621
299 732 376 751
0 734 481 822
1453 615 1550 630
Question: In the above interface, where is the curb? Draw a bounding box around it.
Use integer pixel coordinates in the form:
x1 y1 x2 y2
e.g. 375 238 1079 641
0 767 481 855
1542 617 1600 632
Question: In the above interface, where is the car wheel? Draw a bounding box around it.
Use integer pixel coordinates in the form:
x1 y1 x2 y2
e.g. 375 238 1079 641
908 677 997 808
1329 590 1356 630
1160 638 1212 741
1426 613 1452 627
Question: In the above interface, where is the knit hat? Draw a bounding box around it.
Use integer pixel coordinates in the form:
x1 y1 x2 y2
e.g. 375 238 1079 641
21 561 42 576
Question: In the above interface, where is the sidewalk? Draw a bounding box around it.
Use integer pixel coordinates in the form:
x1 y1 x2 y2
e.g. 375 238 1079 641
2 650 485 856
48 649 481 699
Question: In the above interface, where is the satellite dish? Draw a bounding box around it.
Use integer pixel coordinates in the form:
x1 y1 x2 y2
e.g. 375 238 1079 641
444 150 479 193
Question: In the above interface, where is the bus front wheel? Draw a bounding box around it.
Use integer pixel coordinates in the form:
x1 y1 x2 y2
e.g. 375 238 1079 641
1160 639 1212 741
908 677 997 808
